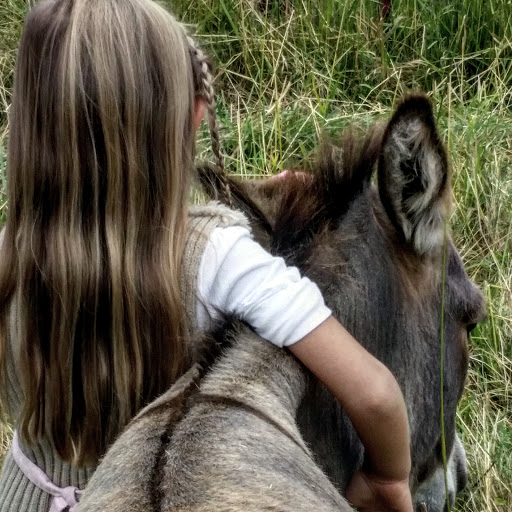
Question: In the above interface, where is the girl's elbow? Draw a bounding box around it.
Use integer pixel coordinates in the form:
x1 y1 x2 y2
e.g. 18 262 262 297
366 365 407 420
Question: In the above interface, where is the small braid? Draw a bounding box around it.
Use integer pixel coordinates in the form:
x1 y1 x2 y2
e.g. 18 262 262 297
187 35 233 207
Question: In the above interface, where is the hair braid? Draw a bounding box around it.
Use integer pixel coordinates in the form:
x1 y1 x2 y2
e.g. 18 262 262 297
187 35 233 207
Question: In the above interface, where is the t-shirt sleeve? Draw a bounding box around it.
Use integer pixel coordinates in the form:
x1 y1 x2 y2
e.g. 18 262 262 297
196 225 332 347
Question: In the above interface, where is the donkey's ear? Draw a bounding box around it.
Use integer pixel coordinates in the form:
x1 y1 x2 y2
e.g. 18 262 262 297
378 96 452 255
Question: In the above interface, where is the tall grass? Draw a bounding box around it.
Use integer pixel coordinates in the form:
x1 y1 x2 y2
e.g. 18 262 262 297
0 1 511 510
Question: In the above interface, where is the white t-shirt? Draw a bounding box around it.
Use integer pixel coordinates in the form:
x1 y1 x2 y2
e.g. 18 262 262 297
196 225 332 347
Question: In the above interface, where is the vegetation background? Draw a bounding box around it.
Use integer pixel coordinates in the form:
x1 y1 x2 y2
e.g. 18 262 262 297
0 0 510 510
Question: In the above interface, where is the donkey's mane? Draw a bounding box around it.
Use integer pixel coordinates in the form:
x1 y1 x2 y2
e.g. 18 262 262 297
270 126 383 255
197 124 383 258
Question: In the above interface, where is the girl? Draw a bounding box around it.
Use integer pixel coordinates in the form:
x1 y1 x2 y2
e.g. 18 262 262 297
0 1 413 511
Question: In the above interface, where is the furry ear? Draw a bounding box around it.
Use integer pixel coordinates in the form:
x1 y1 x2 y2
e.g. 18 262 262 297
378 96 452 255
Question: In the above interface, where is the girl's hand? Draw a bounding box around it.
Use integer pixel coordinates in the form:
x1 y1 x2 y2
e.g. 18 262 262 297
346 470 414 512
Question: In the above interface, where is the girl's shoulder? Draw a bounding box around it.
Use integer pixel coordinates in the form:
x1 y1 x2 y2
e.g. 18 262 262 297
188 201 251 232
182 202 252 336
183 200 251 280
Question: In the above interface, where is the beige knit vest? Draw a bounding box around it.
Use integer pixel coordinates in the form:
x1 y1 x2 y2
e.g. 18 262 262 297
0 202 250 512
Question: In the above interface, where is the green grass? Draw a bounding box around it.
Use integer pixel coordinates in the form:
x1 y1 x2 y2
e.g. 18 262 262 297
1 0 511 510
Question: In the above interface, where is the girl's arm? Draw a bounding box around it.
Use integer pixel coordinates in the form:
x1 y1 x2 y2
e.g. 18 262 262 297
289 315 413 512
198 226 413 510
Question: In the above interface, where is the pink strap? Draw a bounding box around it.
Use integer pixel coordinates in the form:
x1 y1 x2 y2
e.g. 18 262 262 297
11 431 83 512
268 169 311 183
273 169 291 180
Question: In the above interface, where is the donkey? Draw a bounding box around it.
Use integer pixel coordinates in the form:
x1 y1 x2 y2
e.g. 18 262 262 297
77 96 485 512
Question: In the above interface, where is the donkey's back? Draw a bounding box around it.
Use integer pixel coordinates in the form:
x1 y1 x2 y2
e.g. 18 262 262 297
77 327 351 512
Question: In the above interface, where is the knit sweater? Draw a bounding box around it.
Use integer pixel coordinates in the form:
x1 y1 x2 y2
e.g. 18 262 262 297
0 202 250 512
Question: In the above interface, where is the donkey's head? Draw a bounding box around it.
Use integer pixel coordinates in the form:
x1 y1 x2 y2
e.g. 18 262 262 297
198 96 485 511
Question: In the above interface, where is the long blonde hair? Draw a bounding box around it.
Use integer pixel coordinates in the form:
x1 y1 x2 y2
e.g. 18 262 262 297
0 0 220 464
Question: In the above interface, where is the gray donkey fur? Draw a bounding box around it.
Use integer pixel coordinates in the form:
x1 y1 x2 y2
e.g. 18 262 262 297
79 328 352 512
78 96 485 512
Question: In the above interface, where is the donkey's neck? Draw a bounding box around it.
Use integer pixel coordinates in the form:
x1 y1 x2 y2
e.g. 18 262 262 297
198 326 308 449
